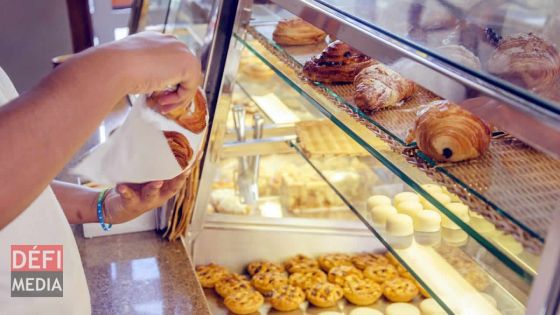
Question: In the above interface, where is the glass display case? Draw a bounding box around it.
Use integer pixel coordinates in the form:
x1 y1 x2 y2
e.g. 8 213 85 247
165 0 560 314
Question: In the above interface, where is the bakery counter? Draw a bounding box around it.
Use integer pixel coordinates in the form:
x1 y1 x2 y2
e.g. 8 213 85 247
229 18 544 280
190 215 522 314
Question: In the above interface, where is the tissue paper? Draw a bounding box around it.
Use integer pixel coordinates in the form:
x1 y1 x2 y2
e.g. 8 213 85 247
73 94 207 185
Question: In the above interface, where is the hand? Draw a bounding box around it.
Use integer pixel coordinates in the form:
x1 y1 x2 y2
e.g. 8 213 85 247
97 31 203 114
102 170 190 224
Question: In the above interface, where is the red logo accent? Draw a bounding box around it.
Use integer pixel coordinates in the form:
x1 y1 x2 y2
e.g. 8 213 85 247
11 245 63 272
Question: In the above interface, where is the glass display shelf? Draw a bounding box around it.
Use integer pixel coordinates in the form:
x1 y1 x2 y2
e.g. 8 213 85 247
232 30 540 281
246 13 558 257
290 141 527 315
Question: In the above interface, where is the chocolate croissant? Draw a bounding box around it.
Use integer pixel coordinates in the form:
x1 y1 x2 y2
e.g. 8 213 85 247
273 18 326 46
486 33 560 91
303 40 377 83
164 131 193 169
408 101 491 162
354 64 416 112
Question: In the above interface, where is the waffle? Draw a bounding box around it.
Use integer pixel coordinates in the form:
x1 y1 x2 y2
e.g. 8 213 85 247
296 120 368 157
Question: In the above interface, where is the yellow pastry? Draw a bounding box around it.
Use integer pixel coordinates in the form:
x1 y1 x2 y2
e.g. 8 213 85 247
270 285 306 312
383 277 419 302
327 265 363 286
246 260 285 276
318 253 353 272
351 252 389 270
393 192 420 206
251 271 288 296
215 273 251 298
363 263 398 284
283 254 319 273
343 275 383 306
195 263 230 288
224 289 264 315
289 269 327 291
306 282 344 308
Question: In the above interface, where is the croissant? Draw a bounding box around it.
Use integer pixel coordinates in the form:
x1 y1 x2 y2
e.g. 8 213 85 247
273 18 326 46
408 101 491 162
303 40 377 83
486 33 560 91
164 87 208 134
164 131 193 169
353 64 416 112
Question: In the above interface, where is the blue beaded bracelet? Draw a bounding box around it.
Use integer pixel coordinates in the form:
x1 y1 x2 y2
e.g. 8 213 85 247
97 189 112 231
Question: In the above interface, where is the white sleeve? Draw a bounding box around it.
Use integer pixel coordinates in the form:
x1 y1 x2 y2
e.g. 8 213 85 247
0 66 19 105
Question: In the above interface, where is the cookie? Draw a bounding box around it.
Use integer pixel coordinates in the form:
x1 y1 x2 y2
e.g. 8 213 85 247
306 282 344 308
283 254 319 273
396 263 414 280
195 263 229 288
351 252 389 270
215 273 252 298
251 271 288 296
246 260 285 276
224 289 264 315
327 265 363 286
289 269 327 291
318 253 353 272
343 275 382 306
363 263 398 284
383 277 419 302
270 285 306 312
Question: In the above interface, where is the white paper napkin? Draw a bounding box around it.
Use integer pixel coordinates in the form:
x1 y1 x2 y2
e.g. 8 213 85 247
73 94 206 185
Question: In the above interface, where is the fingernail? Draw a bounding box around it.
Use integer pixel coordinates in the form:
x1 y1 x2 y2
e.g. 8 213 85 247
151 181 164 188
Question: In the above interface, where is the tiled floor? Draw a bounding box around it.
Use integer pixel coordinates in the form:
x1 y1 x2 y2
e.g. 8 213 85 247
73 226 210 315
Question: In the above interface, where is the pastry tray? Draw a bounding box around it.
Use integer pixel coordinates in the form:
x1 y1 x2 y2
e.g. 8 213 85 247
245 24 560 254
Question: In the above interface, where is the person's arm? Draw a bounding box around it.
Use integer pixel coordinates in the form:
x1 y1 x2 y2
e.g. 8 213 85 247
0 32 202 229
51 169 188 225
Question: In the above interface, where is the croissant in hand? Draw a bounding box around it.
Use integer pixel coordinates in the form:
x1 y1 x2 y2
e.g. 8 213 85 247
407 101 491 162
150 87 208 134
486 33 560 91
164 131 193 169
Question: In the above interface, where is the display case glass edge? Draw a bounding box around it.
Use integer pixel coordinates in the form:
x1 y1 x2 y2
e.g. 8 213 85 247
235 30 538 280
271 0 560 159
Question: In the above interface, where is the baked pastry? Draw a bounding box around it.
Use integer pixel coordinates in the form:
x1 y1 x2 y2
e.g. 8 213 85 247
383 277 419 302
407 100 491 162
487 33 560 91
270 284 306 312
349 307 384 315
152 87 207 134
273 18 327 46
342 275 383 306
385 252 400 266
195 263 229 288
386 213 414 237
354 64 416 112
288 269 327 291
370 205 398 227
303 40 377 83
351 252 389 270
306 282 344 308
318 253 353 272
246 260 285 276
363 263 398 283
396 263 414 280
215 273 252 298
385 302 421 315
393 192 420 206
367 195 392 209
283 254 319 273
164 131 193 169
420 298 446 314
327 265 363 286
224 289 264 315
251 271 288 296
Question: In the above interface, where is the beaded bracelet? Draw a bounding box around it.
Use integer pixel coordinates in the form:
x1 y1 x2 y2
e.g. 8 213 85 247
97 188 112 231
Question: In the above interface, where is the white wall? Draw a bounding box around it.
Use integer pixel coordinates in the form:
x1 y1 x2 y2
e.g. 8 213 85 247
0 0 73 92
